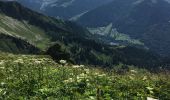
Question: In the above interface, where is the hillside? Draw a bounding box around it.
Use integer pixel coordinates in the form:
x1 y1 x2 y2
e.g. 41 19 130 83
77 0 170 56
0 33 40 54
0 1 165 69
0 52 169 99
0 1 90 49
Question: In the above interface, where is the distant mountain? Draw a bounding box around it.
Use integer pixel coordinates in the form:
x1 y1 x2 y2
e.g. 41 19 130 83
0 1 163 69
0 1 90 52
77 0 170 56
15 0 113 19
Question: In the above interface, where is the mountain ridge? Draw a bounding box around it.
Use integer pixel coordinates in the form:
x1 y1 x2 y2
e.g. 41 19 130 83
76 0 170 56
0 1 165 69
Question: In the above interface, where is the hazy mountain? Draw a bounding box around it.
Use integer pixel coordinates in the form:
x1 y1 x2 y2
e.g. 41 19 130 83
77 0 170 56
0 1 161 68
15 0 113 19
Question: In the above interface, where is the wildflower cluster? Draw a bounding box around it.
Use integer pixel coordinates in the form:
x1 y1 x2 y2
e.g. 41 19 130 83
0 53 169 99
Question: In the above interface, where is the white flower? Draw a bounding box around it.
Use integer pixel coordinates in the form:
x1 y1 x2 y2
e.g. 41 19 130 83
89 96 95 100
84 69 90 74
129 76 134 80
34 60 41 64
64 78 74 83
94 72 99 75
79 73 87 78
130 70 138 73
1 82 5 86
9 69 13 72
59 60 66 64
86 79 89 82
98 74 106 77
0 61 4 65
146 87 154 90
72 65 84 68
0 88 3 93
14 59 24 64
39 88 51 92
147 97 158 100
143 76 147 80
0 67 5 69
72 65 80 68
80 65 85 67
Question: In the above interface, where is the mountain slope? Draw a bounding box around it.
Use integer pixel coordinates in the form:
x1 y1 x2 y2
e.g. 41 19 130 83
77 0 170 56
0 1 163 69
0 1 90 49
0 33 40 54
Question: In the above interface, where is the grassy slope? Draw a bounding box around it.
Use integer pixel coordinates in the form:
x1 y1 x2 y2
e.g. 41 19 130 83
0 53 169 99
0 34 40 54
0 13 50 50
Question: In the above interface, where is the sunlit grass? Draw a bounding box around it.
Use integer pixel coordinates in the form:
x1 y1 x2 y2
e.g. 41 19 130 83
0 53 169 100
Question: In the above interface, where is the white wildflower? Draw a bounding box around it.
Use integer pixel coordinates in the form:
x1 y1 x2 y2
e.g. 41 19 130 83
64 78 74 83
89 96 95 100
130 70 138 73
94 72 99 75
0 61 4 65
84 69 90 74
1 82 5 86
79 73 87 78
72 65 80 68
0 67 5 69
146 87 154 90
72 65 84 68
34 60 42 64
147 97 158 100
86 79 89 82
129 76 134 80
59 60 66 64
0 88 3 93
80 65 85 67
9 69 13 72
14 59 24 64
143 76 147 80
98 74 106 77
39 88 51 92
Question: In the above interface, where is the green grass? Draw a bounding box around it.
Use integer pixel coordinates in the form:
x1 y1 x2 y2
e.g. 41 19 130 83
0 14 51 50
0 53 169 100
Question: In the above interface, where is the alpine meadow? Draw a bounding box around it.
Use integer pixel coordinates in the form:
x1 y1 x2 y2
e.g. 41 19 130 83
0 0 170 100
